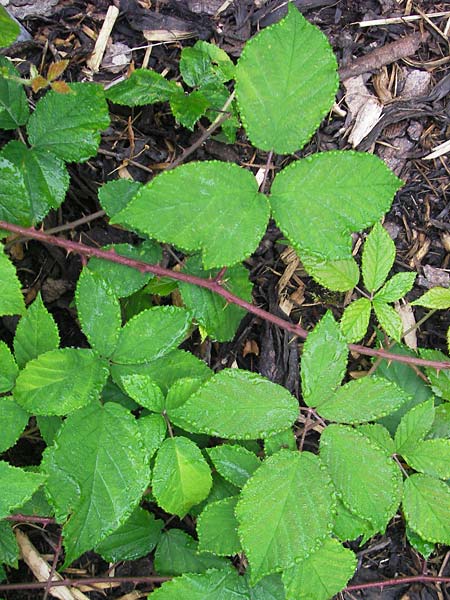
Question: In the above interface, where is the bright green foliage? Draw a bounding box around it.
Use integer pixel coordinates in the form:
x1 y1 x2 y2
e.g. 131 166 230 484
171 369 299 440
180 41 235 87
106 69 178 106
236 451 335 582
373 272 416 303
75 268 121 357
320 425 402 531
394 399 435 455
0 56 29 129
36 415 62 446
429 403 450 439
282 538 357 600
42 402 150 565
137 413 167 461
362 222 395 293
164 377 205 413
2 141 69 223
112 306 191 364
340 297 371 343
406 526 435 559
301 311 347 408
411 286 450 309
316 376 409 424
169 88 211 130
13 293 59 367
0 244 25 316
121 374 165 412
264 428 297 456
357 423 395 456
179 256 252 341
372 299 403 342
152 436 212 517
301 254 360 292
113 161 269 269
0 397 29 452
95 507 163 562
271 152 402 290
207 444 261 488
0 341 18 392
154 530 228 575
197 497 241 556
14 348 109 415
333 499 374 542
235 5 338 153
150 567 246 600
420 349 450 401
27 83 110 162
0 157 30 226
0 7 19 47
0 521 18 570
403 439 450 480
98 179 142 217
402 474 450 545
0 461 45 520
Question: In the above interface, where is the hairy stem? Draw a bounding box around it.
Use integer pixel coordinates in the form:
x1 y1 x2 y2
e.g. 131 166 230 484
1 220 449 371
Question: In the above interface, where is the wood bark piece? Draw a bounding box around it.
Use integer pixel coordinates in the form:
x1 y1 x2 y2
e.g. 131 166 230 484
87 5 120 73
15 529 90 600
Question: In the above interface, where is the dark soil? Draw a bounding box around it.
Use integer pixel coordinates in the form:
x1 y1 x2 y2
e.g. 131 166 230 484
1 0 449 598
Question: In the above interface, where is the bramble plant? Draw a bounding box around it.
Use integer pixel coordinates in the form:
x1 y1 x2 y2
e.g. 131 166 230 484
0 4 450 599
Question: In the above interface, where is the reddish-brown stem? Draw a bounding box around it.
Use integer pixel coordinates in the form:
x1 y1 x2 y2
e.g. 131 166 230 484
6 514 56 525
0 576 171 592
345 575 450 592
1 221 449 371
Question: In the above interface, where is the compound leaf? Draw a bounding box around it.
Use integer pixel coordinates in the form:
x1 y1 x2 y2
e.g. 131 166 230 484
2 141 69 223
340 297 372 343
404 439 450 480
106 68 178 106
394 399 435 456
170 369 299 440
362 222 395 293
42 401 149 565
235 4 337 154
0 396 29 453
271 152 402 281
236 451 335 583
317 375 409 424
75 268 121 358
282 537 357 600
152 436 212 517
372 299 403 342
0 244 25 316
373 272 416 304
402 473 450 545
112 306 191 365
14 348 109 415
0 340 18 392
13 293 59 368
207 445 260 488
412 286 450 309
0 56 29 128
301 311 347 408
197 497 241 556
112 161 269 269
320 425 402 531
0 461 45 520
27 83 110 162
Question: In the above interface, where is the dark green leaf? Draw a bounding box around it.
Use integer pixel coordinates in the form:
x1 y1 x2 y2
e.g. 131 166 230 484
0 341 18 392
197 497 241 556
0 243 25 316
0 56 29 128
362 222 395 293
98 179 142 218
106 69 178 106
0 461 45 519
207 445 260 488
0 397 28 453
180 41 235 87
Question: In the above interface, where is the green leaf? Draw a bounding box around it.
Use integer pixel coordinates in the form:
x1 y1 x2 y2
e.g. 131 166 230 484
411 286 450 309
394 399 435 455
112 161 269 269
13 293 59 368
154 530 228 576
0 397 29 452
207 445 260 488
0 341 18 392
152 436 212 517
165 377 205 413
406 526 435 559
282 538 357 600
300 254 360 292
197 497 241 556
0 243 25 315
75 268 121 357
0 521 18 569
37 415 62 446
87 241 161 298
264 428 296 456
271 151 402 268
320 425 402 531
317 375 409 424
120 374 164 412
169 89 210 130
340 297 372 343
42 401 149 565
179 256 252 342
27 83 110 162
180 41 235 87
402 473 450 545
420 349 450 401
333 499 375 542
95 507 163 562
171 369 299 440
236 451 335 582
0 157 30 227
372 299 403 342
0 461 45 520
301 311 347 408
151 567 250 600
428 403 450 439
235 4 338 153
2 141 69 223
357 423 395 456
404 439 450 480
137 413 167 461
112 306 191 364
98 179 142 218
190 472 240 518
373 272 416 304
362 222 395 293
14 348 109 415
0 56 29 128
106 68 178 106
0 7 19 47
